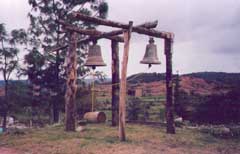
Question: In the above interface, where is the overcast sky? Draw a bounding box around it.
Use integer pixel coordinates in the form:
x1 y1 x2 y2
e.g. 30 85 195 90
0 0 240 78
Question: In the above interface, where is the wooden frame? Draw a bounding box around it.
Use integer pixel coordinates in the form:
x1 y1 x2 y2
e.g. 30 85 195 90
55 13 175 140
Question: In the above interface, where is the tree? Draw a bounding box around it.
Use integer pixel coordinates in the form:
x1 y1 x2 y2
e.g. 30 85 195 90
0 23 27 131
23 47 45 126
28 0 109 130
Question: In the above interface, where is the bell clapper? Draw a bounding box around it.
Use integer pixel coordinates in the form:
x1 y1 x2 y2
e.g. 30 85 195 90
92 39 97 45
92 66 96 70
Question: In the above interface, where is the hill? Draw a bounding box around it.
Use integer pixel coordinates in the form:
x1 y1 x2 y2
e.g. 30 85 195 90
127 72 166 84
184 72 240 87
94 72 238 97
127 72 240 84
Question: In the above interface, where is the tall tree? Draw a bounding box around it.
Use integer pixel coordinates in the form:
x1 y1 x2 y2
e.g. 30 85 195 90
24 47 45 126
28 0 109 129
0 23 27 131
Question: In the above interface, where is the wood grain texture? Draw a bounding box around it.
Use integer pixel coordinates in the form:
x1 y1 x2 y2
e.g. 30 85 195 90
119 21 133 141
65 32 77 131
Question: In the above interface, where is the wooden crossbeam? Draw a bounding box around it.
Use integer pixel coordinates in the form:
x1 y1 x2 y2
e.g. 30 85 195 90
73 12 158 29
57 20 124 42
133 26 174 40
51 19 160 52
50 37 91 52
72 12 173 39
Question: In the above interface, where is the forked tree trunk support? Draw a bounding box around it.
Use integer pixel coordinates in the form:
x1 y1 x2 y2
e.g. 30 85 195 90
111 40 120 126
119 21 133 141
165 38 175 134
65 32 78 131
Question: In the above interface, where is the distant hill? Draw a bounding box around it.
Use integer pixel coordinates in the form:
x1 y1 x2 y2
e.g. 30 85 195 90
80 78 111 85
127 73 166 84
183 72 240 87
125 72 240 96
127 72 240 86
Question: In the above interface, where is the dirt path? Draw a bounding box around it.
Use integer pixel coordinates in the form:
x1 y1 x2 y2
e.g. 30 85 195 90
0 147 19 154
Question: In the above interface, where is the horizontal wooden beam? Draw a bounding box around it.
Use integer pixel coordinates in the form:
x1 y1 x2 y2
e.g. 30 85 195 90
93 21 161 39
51 32 118 52
66 26 124 42
132 26 174 39
57 20 124 42
72 12 158 29
50 37 91 52
72 12 174 39
51 20 163 52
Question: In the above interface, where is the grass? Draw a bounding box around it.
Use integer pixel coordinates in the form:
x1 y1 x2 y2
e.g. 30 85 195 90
0 123 240 154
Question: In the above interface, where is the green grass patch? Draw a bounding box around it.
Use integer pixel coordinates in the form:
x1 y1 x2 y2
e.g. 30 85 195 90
1 123 240 154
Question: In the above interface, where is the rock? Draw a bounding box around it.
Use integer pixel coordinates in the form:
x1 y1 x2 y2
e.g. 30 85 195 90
199 125 231 137
186 126 198 130
76 126 85 132
5 116 15 127
78 120 87 126
14 124 28 130
8 117 14 125
52 123 62 127
174 117 183 123
218 127 230 134
6 128 25 135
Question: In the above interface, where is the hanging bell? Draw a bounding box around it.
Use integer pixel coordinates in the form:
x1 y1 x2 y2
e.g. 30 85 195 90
85 40 106 70
140 37 161 68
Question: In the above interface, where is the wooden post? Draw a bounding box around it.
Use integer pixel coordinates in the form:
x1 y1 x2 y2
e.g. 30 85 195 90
164 38 175 134
111 40 120 126
65 32 77 131
119 21 133 141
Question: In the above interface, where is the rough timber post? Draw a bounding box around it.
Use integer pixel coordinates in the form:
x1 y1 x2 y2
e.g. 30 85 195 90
65 32 77 131
111 40 120 126
119 21 133 141
164 37 176 134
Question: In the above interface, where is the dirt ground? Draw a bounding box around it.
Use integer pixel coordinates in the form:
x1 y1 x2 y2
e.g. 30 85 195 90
0 142 234 154
0 147 19 154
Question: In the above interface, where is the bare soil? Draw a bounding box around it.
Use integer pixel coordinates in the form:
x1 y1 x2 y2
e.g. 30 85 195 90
0 147 19 154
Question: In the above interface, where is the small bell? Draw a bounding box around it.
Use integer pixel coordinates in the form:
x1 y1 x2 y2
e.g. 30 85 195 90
85 40 106 70
140 37 161 68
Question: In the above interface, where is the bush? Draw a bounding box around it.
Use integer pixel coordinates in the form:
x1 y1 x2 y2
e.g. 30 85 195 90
127 97 142 121
175 89 240 125
75 87 92 119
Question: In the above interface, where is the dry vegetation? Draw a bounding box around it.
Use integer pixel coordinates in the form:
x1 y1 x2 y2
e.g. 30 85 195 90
0 123 240 154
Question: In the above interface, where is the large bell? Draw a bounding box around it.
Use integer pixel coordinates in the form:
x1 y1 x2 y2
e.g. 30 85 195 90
85 40 106 69
140 37 161 68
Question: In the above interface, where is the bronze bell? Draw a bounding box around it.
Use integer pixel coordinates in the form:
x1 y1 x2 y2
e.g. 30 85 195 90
85 40 106 69
140 37 161 68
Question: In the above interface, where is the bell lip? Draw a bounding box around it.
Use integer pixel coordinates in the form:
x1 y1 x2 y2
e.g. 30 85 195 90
84 64 107 67
140 60 161 65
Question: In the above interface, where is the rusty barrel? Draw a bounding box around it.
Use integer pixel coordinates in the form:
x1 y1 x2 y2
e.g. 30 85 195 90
83 111 106 123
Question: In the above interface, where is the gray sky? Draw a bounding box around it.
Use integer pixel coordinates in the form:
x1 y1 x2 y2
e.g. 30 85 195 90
0 0 240 78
